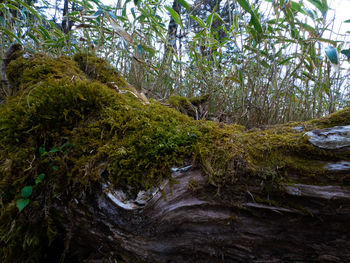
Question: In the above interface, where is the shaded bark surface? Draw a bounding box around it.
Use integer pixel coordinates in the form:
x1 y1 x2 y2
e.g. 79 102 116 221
55 124 350 263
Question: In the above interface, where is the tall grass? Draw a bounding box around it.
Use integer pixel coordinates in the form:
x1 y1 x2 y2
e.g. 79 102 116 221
1 0 349 126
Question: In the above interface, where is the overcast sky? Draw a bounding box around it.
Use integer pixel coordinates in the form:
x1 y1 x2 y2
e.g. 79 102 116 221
326 0 350 36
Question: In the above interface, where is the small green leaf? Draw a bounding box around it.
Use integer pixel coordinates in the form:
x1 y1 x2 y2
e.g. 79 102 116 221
291 1 306 14
236 0 262 37
27 33 39 45
35 173 46 184
38 25 51 40
60 143 69 149
0 27 21 42
165 6 183 29
307 0 327 18
49 147 60 153
21 186 33 198
323 83 330 95
92 9 103 17
250 12 263 34
68 11 80 17
325 46 338 65
190 15 205 28
17 0 41 21
7 4 20 12
177 0 190 11
214 13 225 23
236 0 252 13
310 37 336 46
39 147 46 156
307 0 323 11
261 60 270 68
137 44 143 54
131 7 136 18
0 16 5 26
16 199 29 212
238 69 243 84
107 11 118 21
278 56 294 65
206 10 215 27
52 166 58 171
341 49 350 58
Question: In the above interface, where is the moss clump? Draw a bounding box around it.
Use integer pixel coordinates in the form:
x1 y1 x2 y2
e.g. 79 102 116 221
168 95 197 118
6 53 85 94
310 107 350 128
168 94 210 119
74 53 127 88
195 117 350 188
189 94 210 107
0 57 201 193
0 53 203 262
194 121 247 187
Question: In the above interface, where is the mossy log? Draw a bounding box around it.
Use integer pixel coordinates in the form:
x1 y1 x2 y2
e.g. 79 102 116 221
0 51 350 263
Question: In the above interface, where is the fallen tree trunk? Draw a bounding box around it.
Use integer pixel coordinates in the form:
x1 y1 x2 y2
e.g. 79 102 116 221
0 50 349 262
59 141 350 263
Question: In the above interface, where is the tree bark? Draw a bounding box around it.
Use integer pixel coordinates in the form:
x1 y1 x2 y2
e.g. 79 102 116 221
55 125 350 262
62 0 75 34
165 0 181 56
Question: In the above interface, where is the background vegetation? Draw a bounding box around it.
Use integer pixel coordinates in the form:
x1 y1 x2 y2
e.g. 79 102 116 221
1 0 350 126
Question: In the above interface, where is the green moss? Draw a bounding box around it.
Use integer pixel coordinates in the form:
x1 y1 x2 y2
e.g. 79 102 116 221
168 95 196 118
0 52 205 262
310 107 350 128
194 121 247 187
1 52 350 262
189 94 210 106
73 53 127 88
168 94 210 119
195 118 350 188
6 53 85 94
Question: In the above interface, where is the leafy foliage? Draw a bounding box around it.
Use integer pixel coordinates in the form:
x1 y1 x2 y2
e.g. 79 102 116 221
16 198 29 212
1 0 349 124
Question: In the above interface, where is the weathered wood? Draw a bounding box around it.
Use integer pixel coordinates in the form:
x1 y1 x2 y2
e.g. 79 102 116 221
284 184 350 200
305 125 350 150
55 163 350 262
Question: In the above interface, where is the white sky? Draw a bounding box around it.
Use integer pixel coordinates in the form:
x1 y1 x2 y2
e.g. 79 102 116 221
326 0 350 38
329 0 350 32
